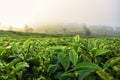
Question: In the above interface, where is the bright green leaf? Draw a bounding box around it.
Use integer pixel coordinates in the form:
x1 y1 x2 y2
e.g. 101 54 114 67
69 49 78 65
0 61 4 69
103 57 120 69
62 72 75 78
0 46 5 54
23 39 31 49
95 49 110 57
10 42 19 53
88 40 96 51
58 53 70 71
14 62 29 72
74 35 80 43
74 62 102 70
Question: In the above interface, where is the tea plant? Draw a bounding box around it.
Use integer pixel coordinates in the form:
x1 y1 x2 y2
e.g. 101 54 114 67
0 34 120 80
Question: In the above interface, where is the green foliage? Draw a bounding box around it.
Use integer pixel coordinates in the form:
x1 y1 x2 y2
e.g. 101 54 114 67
0 32 120 79
74 35 80 43
58 53 70 71
103 57 120 69
74 62 102 70
69 49 78 65
78 69 96 80
96 70 113 80
95 49 110 57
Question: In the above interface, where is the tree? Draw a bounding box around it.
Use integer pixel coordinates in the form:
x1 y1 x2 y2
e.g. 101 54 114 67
63 28 67 34
83 24 91 37
24 24 28 32
9 26 13 31
24 24 34 33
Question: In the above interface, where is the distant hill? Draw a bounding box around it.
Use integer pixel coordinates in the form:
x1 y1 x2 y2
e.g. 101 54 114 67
33 23 120 37
1 23 120 37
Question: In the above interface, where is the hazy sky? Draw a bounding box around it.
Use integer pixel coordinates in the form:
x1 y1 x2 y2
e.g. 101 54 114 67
0 0 119 28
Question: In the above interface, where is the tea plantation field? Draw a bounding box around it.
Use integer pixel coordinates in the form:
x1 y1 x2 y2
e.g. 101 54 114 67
0 31 120 80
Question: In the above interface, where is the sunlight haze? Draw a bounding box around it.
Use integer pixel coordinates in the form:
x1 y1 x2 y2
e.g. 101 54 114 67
0 0 119 28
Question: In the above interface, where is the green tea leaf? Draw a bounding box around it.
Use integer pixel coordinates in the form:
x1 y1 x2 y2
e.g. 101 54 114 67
0 61 4 69
48 46 67 50
96 70 113 80
14 62 29 72
74 35 80 43
16 71 23 80
62 72 75 78
69 49 78 65
95 49 110 57
81 54 92 62
88 40 96 51
48 64 57 75
7 58 21 68
71 43 80 53
0 46 5 54
113 65 120 75
78 69 96 80
10 42 19 53
103 57 120 69
23 39 31 49
74 62 102 70
58 53 70 71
